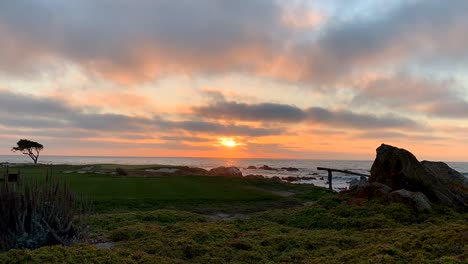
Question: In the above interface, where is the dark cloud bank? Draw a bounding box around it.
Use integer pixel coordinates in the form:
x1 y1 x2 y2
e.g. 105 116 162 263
193 101 421 129
0 90 423 142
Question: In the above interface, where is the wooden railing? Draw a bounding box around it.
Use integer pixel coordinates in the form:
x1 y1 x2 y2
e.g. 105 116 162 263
317 167 369 190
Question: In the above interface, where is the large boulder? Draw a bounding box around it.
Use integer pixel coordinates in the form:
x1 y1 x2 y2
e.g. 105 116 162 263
421 161 467 186
389 189 432 212
208 166 242 177
354 182 392 199
370 144 467 209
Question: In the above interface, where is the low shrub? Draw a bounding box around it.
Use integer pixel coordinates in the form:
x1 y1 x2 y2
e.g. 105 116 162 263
115 168 127 176
0 175 92 252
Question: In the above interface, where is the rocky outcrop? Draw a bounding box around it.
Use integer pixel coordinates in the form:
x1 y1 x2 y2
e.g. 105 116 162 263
244 174 264 179
281 167 299 171
389 190 432 212
259 165 276 171
208 166 242 177
421 161 467 185
349 176 368 191
370 144 467 209
353 182 392 199
284 176 299 182
142 166 208 176
247 166 257 169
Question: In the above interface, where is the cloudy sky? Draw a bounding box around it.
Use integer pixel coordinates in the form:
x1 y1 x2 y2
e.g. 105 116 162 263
0 0 467 161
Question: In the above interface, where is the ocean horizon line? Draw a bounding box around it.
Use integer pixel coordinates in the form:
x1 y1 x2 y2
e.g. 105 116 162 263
2 154 468 163
0 154 376 162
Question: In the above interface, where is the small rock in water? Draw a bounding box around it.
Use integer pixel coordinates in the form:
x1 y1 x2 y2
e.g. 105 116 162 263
247 165 257 169
284 176 298 182
281 167 299 171
259 165 276 170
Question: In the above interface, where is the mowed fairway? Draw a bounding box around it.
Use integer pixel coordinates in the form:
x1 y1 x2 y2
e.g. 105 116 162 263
4 164 324 213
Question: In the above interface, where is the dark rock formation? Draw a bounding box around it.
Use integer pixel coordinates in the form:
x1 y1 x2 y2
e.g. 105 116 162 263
299 176 316 180
281 167 299 171
181 167 209 176
421 161 467 185
284 176 299 182
370 144 467 209
354 182 392 199
244 174 264 179
349 176 368 191
208 166 243 177
389 189 432 212
247 165 257 169
259 165 276 170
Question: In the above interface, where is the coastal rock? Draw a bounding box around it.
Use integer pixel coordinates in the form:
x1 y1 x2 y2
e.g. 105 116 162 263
354 182 392 199
141 166 207 176
183 167 209 176
259 165 276 171
244 174 265 179
370 144 467 208
349 176 368 191
421 161 468 185
389 189 432 212
209 166 242 177
247 166 257 169
281 167 299 171
300 176 316 180
271 176 281 181
284 176 299 182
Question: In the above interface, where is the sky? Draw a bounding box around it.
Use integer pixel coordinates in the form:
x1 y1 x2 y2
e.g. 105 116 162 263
0 0 467 161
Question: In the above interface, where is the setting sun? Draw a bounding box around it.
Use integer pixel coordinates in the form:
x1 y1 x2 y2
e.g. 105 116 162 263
219 138 237 147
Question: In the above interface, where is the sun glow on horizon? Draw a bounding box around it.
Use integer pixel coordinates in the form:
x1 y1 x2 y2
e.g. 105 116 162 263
218 137 238 148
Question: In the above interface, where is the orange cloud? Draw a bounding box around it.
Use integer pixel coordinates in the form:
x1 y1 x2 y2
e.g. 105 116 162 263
281 8 323 29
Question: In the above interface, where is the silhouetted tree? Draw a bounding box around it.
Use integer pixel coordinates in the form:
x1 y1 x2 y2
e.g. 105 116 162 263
11 139 44 164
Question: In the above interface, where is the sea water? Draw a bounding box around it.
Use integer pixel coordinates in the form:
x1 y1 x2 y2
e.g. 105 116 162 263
1 155 467 191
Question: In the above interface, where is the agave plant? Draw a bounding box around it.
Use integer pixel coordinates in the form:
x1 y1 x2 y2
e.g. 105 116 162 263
0 168 93 252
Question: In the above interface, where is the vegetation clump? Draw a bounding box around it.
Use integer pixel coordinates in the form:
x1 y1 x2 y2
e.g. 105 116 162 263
0 174 92 252
0 164 466 263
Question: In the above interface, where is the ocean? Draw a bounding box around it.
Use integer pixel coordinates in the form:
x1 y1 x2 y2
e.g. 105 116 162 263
2 155 468 191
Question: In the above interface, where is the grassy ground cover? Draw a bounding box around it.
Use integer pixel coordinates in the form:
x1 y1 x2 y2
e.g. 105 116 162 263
0 164 466 263
2 164 330 213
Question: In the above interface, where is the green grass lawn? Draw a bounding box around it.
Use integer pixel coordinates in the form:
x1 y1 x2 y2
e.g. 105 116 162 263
1 164 466 263
2 164 331 213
